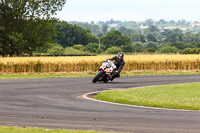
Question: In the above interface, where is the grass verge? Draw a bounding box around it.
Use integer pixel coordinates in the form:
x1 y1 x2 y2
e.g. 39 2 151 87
0 126 114 133
1 71 200 79
94 82 200 110
0 73 94 79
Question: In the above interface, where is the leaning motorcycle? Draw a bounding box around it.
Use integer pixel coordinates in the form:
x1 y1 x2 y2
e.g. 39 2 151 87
92 60 117 83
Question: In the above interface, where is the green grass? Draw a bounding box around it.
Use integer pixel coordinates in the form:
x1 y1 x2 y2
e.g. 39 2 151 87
1 71 200 79
94 82 200 110
0 74 94 79
0 126 114 133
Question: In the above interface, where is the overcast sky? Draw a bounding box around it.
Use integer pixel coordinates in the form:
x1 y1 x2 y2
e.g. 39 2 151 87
56 0 200 22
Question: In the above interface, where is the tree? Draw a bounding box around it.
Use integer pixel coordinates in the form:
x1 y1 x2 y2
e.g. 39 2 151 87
0 0 66 56
101 30 131 48
78 23 101 35
119 27 133 35
157 19 167 25
132 42 144 52
130 33 141 42
54 21 98 47
145 19 154 26
146 34 157 42
121 44 134 53
144 42 158 50
183 33 196 43
148 25 159 32
165 31 183 42
170 41 185 50
102 24 108 35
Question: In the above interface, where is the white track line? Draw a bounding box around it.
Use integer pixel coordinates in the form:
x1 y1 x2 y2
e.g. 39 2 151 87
82 85 200 112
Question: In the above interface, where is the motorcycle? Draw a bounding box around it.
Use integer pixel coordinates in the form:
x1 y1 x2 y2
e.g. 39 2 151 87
92 60 117 83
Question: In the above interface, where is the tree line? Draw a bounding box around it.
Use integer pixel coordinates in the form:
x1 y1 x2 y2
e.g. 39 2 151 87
1 1 200 56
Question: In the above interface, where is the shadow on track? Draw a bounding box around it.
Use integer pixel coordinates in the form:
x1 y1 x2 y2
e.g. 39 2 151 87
93 81 134 84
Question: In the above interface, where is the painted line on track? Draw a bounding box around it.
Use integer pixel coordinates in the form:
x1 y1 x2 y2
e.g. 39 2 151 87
82 85 200 112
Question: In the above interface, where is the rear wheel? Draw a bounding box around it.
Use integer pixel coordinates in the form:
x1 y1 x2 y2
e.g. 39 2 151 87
92 71 103 83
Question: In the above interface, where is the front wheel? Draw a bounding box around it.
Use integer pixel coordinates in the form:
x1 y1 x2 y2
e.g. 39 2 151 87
92 71 103 83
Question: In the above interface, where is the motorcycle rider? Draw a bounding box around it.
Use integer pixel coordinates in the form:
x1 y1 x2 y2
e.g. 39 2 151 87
107 52 125 80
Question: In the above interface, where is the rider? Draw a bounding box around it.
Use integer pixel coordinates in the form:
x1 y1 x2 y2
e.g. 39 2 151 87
108 52 125 79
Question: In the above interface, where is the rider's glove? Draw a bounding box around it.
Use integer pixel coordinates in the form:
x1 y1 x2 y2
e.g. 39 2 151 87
115 70 119 74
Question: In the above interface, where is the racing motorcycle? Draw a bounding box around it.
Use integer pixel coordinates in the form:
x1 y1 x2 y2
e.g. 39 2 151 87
92 60 117 83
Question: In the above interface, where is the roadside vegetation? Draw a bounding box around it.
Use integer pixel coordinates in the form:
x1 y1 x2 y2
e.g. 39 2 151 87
1 55 200 74
0 126 114 133
2 1 200 57
95 82 200 110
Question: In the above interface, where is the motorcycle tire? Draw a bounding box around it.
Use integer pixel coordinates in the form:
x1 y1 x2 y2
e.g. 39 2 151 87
92 71 103 83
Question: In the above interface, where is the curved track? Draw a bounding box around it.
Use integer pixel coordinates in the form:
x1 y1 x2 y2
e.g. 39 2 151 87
0 75 200 133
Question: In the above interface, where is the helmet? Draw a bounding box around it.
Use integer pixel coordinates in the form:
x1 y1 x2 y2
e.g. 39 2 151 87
117 52 124 60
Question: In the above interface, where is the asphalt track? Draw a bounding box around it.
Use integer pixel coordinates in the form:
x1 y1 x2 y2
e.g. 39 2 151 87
0 75 200 133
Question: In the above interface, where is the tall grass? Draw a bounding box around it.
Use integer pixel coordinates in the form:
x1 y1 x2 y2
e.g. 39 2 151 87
1 55 200 73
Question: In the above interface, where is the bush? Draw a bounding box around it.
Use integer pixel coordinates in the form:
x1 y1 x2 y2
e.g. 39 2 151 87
122 44 134 53
147 47 156 52
72 44 85 51
47 45 65 55
180 48 200 54
106 46 122 54
85 43 99 53
64 47 90 55
159 46 179 53
180 48 192 54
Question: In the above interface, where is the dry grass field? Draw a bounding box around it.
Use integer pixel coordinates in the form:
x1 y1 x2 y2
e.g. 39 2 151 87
1 54 200 74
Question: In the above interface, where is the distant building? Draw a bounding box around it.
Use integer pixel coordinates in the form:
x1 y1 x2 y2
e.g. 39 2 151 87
109 24 118 27
191 23 200 27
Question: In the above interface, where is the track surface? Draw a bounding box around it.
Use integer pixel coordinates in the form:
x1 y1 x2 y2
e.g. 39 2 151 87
0 75 200 133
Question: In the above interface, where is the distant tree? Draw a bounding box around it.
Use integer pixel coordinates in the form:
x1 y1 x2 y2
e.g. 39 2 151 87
132 42 144 52
119 27 133 35
140 35 146 43
157 19 167 25
101 30 131 48
121 44 134 53
169 20 176 25
54 21 98 47
165 32 183 42
170 41 185 50
102 24 108 35
161 29 172 37
130 33 141 42
148 25 160 32
144 41 158 50
145 19 154 26
146 34 157 42
78 23 101 34
183 33 196 43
